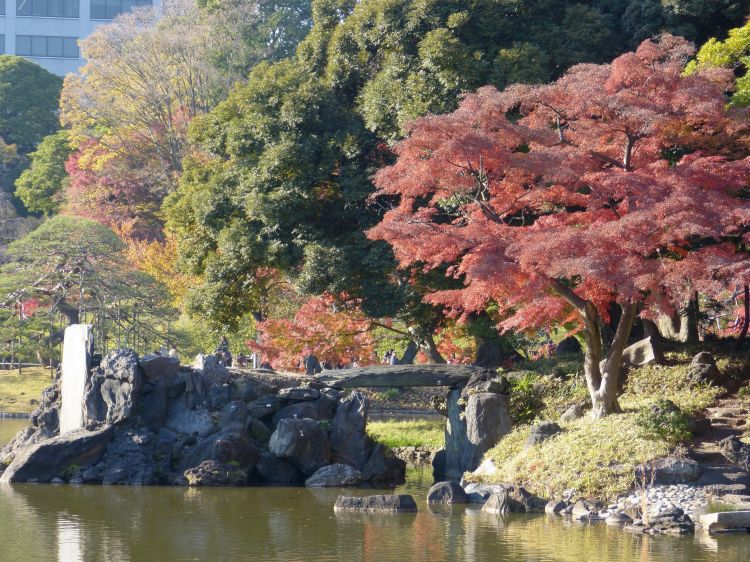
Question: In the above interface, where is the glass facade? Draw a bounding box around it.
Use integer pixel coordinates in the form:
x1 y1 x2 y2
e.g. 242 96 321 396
16 35 80 58
16 0 80 18
91 0 152 20
0 36 4 55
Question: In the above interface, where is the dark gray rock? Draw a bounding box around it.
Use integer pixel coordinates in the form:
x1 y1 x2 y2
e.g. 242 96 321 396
278 387 321 402
504 485 547 513
571 499 603 520
231 377 259 402
165 400 215 437
272 398 336 426
0 426 113 483
246 417 271 443
208 384 232 410
556 336 582 356
545 500 567 514
305 463 362 487
255 451 303 485
362 443 406 485
185 460 248 486
463 483 506 503
269 418 330 476
460 372 510 400
687 352 722 385
100 349 142 425
482 490 509 514
606 512 632 526
139 354 180 383
218 400 247 429
140 378 168 431
427 481 469 504
192 354 229 381
330 391 370 469
97 427 170 485
526 421 563 447
334 494 418 513
247 395 283 419
178 429 259 473
718 436 750 471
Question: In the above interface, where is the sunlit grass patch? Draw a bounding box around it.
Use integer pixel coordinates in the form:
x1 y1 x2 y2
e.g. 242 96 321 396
0 366 53 413
367 417 445 449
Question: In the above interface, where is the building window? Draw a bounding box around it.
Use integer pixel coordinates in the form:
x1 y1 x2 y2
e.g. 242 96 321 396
91 0 152 20
16 0 79 18
0 36 4 55
1 2 5 15
16 35 80 58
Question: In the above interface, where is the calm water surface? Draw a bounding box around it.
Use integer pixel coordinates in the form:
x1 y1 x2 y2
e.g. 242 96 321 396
1 420 750 561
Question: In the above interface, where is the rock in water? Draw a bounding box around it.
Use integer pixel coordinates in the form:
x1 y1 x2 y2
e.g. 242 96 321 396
305 464 362 487
362 443 406 484
427 481 469 504
185 460 248 486
269 418 330 476
482 490 509 515
330 391 370 469
334 495 418 513
0 426 113 483
255 451 303 485
83 349 142 426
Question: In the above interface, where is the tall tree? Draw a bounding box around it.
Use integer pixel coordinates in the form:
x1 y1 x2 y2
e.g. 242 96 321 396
368 36 750 416
0 56 62 154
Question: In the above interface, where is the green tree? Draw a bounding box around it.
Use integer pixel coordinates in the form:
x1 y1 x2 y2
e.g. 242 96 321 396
685 21 750 106
0 56 62 153
14 131 72 216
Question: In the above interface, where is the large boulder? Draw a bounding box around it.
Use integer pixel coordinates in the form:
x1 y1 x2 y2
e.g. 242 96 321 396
218 401 248 429
208 384 232 410
139 354 180 383
178 429 259 473
362 443 406 485
621 337 656 368
247 395 284 419
0 426 113 483
482 490 509 514
636 457 701 485
278 387 321 402
192 354 229 382
185 460 248 486
718 436 750 471
230 377 259 402
305 464 362 487
165 400 216 437
555 336 582 356
441 388 512 480
427 481 469 504
334 495 418 513
330 391 370 469
255 451 303 485
269 418 330 476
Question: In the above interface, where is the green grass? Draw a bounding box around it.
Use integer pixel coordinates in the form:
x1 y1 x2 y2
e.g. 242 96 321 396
0 366 53 413
367 417 445 449
706 502 740 514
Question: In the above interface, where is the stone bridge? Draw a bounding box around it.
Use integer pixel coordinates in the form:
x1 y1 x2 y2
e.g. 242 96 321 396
314 364 492 388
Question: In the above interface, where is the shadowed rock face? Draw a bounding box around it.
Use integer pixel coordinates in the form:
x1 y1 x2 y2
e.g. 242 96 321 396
269 418 331 476
0 426 113 483
330 391 369 469
333 495 418 513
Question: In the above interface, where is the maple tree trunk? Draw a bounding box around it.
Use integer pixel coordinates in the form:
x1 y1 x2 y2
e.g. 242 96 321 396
734 285 750 351
685 292 699 344
641 319 665 364
420 332 446 364
582 302 638 418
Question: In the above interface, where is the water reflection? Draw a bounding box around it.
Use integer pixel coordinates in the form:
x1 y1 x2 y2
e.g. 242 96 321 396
0 468 749 561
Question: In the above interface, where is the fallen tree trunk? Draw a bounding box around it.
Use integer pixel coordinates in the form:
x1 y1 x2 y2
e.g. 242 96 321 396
315 364 492 388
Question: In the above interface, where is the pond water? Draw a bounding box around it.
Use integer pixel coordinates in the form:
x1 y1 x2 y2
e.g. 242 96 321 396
1 420 750 561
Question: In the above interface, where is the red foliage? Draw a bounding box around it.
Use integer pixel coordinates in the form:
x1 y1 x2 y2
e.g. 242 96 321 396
247 295 377 371
368 35 750 334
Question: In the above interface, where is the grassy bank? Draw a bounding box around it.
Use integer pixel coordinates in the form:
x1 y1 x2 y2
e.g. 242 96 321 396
367 417 444 449
469 345 739 500
0 367 53 413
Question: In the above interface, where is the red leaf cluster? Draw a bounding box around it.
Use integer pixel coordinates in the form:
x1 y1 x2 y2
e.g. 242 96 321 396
368 36 750 333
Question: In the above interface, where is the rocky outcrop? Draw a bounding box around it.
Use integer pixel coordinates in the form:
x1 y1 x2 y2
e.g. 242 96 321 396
83 349 142 426
0 426 113 483
526 421 563 447
687 352 723 386
436 375 512 480
330 391 369 469
333 494 418 513
185 460 249 486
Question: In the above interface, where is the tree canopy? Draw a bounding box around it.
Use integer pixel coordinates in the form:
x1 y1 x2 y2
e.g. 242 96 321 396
368 35 750 416
14 131 72 216
0 56 62 153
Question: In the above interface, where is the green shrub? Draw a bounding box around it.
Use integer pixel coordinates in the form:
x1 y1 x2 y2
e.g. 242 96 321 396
635 400 693 444
509 372 544 424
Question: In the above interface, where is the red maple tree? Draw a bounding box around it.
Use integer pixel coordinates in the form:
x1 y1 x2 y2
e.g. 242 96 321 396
368 35 750 417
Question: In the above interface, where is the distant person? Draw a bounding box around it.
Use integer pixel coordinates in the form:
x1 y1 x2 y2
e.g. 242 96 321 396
303 354 322 376
322 361 333 371
260 361 273 371
388 350 398 365
383 350 392 364
237 352 247 368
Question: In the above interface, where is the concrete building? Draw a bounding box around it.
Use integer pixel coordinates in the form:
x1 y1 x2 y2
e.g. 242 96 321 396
0 0 161 76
